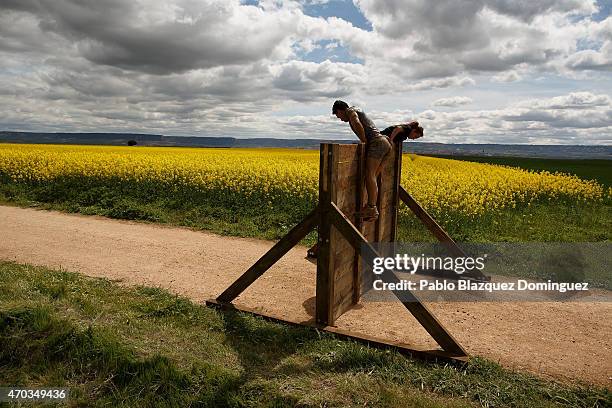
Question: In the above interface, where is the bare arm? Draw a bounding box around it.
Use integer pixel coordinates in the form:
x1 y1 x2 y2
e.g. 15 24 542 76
388 126 403 142
348 111 367 143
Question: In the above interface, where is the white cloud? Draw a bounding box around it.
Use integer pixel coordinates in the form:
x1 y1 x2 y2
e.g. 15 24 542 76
564 17 612 71
491 70 523 82
432 96 474 107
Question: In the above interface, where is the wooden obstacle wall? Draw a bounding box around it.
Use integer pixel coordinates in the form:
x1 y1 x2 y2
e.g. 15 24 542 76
212 140 471 359
316 142 402 325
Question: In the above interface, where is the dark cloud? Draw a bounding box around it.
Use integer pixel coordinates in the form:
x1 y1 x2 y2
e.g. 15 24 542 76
355 0 595 40
1 0 300 74
485 0 595 22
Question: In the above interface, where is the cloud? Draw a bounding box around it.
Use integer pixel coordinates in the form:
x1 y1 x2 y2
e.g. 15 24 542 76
270 60 365 100
270 91 612 143
425 91 612 143
0 0 610 144
432 96 474 107
2 0 302 74
350 0 603 79
491 70 523 82
515 92 611 109
565 18 612 71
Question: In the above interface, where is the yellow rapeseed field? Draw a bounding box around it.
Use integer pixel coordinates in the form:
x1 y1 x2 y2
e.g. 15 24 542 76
0 143 606 218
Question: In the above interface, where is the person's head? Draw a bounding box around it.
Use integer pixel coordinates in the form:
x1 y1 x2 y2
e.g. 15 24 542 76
332 100 349 122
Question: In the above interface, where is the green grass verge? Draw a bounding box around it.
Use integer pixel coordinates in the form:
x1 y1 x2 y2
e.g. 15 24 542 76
1 179 610 245
1 261 609 407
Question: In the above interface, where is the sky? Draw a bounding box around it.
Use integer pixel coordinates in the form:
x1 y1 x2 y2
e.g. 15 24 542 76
1 0 611 144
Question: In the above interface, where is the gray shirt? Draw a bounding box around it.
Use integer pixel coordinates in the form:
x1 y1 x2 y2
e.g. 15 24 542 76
347 106 381 142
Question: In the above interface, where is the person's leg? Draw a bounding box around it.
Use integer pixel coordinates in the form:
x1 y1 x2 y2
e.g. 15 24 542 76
374 146 392 178
359 137 392 219
365 156 383 207
372 136 393 181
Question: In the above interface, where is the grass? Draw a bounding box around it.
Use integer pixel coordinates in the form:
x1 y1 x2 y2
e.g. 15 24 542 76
0 176 610 245
0 261 609 407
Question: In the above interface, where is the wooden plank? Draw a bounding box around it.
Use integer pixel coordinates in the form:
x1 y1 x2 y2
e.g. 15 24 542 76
378 188 395 213
333 256 356 283
328 202 467 356
316 144 335 325
378 214 393 243
333 288 354 320
374 173 383 243
378 177 395 196
331 221 353 251
378 201 395 215
334 273 354 302
380 162 394 179
335 174 358 192
334 278 353 311
331 231 356 320
379 231 393 244
360 261 375 294
398 186 488 281
335 171 359 190
334 237 359 283
332 233 355 259
390 142 402 246
335 182 359 210
335 144 359 162
206 299 469 362
217 207 319 303
336 160 360 180
353 143 366 304
361 219 377 243
399 186 462 254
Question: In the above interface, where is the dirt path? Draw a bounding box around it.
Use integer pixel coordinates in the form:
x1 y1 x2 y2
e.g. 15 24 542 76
1 205 610 387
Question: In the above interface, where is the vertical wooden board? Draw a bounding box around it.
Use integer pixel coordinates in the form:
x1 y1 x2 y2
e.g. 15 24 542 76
336 160 360 180
332 233 355 258
378 186 395 213
390 142 402 242
362 220 377 243
380 160 395 182
333 289 355 321
359 255 376 295
353 143 366 304
376 212 389 246
333 262 355 312
378 212 393 243
335 181 359 210
319 142 404 323
316 144 334 325
330 225 354 271
320 144 330 194
362 218 378 290
335 143 360 163
327 143 361 325
333 257 357 284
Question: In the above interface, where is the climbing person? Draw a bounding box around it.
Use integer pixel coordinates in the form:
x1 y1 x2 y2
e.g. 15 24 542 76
332 100 392 221
381 121 424 143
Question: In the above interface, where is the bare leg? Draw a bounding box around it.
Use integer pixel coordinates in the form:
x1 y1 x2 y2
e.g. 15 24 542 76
365 157 383 206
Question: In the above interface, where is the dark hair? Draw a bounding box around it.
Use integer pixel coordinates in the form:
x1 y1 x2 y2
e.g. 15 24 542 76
332 100 349 114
